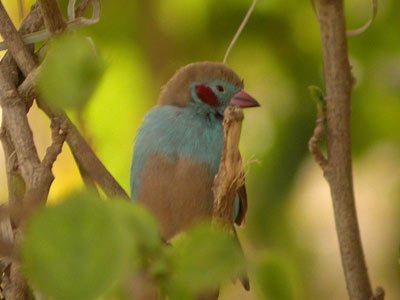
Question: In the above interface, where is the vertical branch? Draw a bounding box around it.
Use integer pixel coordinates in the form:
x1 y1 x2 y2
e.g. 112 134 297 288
0 1 37 77
311 1 382 299
37 0 67 35
0 122 25 222
212 106 245 226
18 0 25 20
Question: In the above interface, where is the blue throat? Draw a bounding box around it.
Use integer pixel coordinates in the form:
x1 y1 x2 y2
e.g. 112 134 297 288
130 104 224 200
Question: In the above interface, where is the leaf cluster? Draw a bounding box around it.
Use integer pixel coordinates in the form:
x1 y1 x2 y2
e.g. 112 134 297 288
20 193 244 300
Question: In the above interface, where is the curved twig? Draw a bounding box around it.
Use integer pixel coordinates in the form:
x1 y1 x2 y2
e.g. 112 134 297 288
308 110 327 168
346 0 378 38
0 0 101 51
308 86 327 168
311 0 378 38
223 0 258 64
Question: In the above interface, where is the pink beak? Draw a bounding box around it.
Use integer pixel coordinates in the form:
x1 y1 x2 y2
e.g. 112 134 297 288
230 90 260 108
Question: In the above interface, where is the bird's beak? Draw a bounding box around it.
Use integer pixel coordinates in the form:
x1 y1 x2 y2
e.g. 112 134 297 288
230 90 260 108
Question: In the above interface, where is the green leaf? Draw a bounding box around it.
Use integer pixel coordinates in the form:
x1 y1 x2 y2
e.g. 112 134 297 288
255 254 300 300
20 193 132 300
38 35 105 110
163 224 245 299
109 199 162 260
308 85 325 112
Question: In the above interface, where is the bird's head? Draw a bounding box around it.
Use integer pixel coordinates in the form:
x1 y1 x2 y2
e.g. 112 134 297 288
158 62 259 116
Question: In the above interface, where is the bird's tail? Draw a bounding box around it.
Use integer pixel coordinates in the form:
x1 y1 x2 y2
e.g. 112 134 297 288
232 226 250 291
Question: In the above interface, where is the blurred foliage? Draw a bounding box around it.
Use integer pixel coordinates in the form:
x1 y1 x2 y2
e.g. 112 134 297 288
21 193 244 300
38 35 105 110
254 253 301 300
21 193 134 300
0 0 399 299
162 225 244 299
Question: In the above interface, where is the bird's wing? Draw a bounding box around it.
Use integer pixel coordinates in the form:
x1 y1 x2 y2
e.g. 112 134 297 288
234 184 248 226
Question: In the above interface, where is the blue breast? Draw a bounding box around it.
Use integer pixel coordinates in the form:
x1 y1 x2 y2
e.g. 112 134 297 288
130 104 224 200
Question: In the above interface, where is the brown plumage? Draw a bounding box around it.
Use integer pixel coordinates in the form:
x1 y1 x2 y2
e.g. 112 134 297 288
159 62 244 107
139 155 215 240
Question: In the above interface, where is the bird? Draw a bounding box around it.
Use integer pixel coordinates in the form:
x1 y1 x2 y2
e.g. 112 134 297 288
130 61 259 298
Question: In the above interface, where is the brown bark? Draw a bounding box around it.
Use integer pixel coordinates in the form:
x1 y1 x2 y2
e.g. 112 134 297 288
212 106 244 226
37 0 67 35
0 3 37 77
311 1 381 299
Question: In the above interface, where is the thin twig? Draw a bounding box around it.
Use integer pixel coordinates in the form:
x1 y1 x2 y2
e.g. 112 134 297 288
223 0 258 64
308 111 327 168
18 0 25 21
308 86 327 168
76 0 92 18
310 0 318 17
41 118 67 169
346 0 378 38
311 0 379 38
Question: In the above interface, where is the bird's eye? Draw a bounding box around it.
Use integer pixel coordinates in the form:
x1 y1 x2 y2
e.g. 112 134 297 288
216 85 225 93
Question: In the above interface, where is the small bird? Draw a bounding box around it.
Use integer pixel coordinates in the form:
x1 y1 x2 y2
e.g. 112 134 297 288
130 62 259 297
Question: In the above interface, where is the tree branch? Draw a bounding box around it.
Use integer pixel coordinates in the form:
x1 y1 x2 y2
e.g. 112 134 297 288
37 0 67 35
0 121 25 219
212 106 245 226
0 70 41 184
34 0 128 199
0 66 41 300
0 1 37 77
9 59 129 199
41 117 67 169
313 1 381 299
0 0 128 199
0 205 15 262
75 0 92 18
0 2 110 299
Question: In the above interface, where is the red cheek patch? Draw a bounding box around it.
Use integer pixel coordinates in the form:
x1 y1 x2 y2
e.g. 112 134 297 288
195 85 219 108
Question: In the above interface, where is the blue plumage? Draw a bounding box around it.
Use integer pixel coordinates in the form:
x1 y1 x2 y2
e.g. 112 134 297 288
130 104 224 201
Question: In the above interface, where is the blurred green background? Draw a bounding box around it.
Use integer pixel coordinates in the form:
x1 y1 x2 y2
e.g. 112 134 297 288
1 0 399 299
